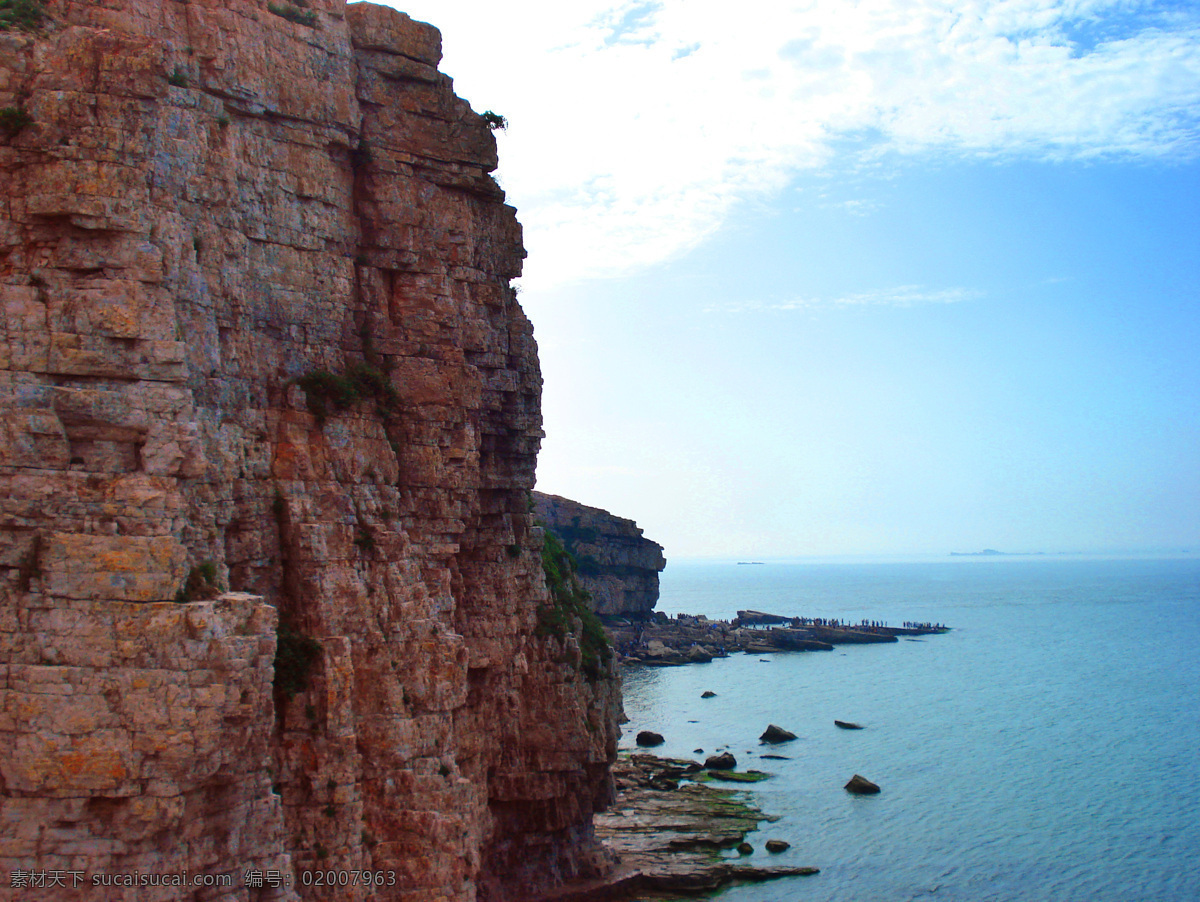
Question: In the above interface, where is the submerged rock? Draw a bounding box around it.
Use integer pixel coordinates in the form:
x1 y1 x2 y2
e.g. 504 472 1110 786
706 770 770 783
845 774 881 794
760 724 798 744
835 720 864 730
637 730 665 747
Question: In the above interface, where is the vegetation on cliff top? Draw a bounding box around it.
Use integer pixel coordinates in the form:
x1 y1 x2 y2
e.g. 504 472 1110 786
537 530 612 681
481 111 508 131
0 0 45 31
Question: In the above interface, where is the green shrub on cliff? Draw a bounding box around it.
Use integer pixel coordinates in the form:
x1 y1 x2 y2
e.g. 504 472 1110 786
481 111 508 131
537 531 611 681
296 362 398 422
0 107 33 137
267 2 318 27
274 621 322 698
174 561 222 602
0 0 46 31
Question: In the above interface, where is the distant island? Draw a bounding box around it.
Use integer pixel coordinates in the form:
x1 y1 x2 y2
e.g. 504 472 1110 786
950 549 1046 556
737 561 766 565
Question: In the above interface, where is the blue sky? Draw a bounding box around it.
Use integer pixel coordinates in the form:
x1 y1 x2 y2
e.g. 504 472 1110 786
380 0 1200 558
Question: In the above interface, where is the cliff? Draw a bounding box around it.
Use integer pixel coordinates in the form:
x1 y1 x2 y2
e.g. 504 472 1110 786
0 3 620 900
533 493 665 618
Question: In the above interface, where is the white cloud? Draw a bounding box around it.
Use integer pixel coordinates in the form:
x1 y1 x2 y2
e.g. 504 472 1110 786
383 0 1200 288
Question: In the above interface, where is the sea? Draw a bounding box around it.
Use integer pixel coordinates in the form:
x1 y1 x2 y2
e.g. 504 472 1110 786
617 555 1200 902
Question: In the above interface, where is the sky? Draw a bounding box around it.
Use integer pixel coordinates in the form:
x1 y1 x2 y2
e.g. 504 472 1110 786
377 0 1200 559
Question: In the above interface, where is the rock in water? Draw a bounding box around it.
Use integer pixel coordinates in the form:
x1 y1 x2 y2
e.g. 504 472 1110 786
834 720 864 730
701 690 717 698
705 752 737 770
637 731 665 747
844 774 881 794
737 842 754 855
760 724 798 743
765 840 790 853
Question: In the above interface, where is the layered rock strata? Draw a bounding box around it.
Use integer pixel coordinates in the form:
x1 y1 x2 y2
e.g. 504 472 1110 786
533 493 665 618
0 3 619 900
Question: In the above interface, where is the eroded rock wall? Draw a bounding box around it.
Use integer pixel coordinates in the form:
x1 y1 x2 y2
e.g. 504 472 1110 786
0 594 293 902
0 3 619 900
533 493 666 618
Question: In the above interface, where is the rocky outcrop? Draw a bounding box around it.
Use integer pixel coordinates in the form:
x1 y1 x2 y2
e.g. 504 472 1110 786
759 725 797 744
704 753 737 771
0 3 618 900
844 775 881 795
533 492 665 617
581 754 818 900
608 615 836 665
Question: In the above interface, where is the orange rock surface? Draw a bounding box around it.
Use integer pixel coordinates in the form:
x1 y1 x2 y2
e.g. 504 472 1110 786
0 3 620 899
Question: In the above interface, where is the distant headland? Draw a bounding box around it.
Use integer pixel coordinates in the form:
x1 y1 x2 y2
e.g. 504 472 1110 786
950 549 1046 556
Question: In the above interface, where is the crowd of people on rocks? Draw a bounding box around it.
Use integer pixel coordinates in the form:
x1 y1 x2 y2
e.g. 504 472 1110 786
742 616 947 633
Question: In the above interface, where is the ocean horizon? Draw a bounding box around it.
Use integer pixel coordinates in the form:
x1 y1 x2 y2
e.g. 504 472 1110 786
619 555 1200 901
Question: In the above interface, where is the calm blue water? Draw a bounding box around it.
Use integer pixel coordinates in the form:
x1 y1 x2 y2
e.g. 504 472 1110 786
618 557 1200 901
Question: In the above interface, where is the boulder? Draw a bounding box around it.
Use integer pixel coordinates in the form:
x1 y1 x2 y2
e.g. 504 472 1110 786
636 731 665 747
760 724 797 744
736 842 753 855
704 752 737 770
834 720 864 730
765 839 790 853
844 774 881 794
701 690 717 698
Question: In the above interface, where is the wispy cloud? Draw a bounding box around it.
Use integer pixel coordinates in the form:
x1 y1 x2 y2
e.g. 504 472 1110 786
387 0 1200 288
825 197 883 217
800 285 982 308
712 285 982 313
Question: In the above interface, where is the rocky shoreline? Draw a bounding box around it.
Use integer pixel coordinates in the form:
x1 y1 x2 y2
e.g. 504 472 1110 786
540 610 950 900
539 754 817 901
607 610 950 666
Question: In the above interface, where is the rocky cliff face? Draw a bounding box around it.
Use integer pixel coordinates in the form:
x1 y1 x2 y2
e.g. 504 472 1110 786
0 3 619 900
534 493 666 618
